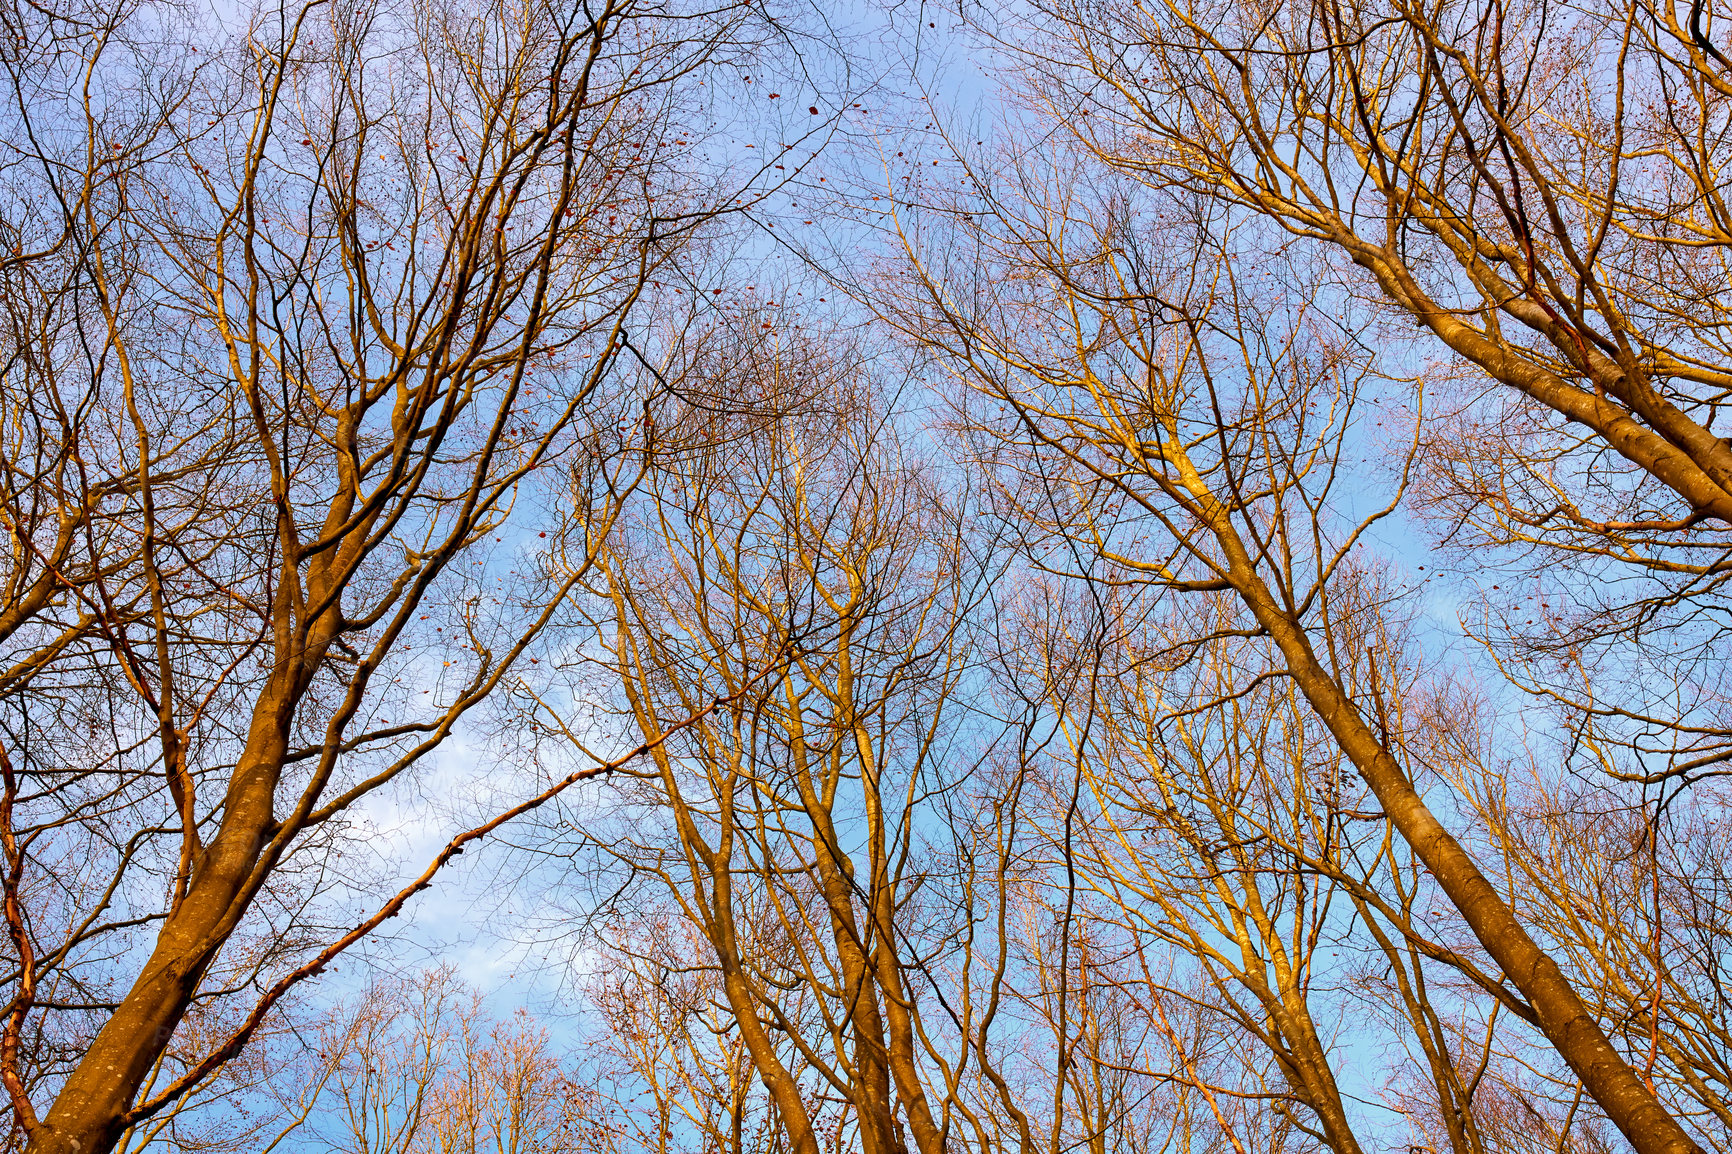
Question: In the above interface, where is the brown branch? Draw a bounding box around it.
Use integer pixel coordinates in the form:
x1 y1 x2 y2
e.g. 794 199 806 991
119 672 775 1127
0 736 38 1140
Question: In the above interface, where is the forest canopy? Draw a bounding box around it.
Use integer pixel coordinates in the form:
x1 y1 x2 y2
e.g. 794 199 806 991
0 0 1727 1151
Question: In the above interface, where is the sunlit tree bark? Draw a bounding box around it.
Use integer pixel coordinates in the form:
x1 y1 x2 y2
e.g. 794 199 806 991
0 0 784 1146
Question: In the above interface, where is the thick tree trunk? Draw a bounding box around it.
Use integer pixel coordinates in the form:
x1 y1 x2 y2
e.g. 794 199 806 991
1212 524 1703 1154
27 708 293 1154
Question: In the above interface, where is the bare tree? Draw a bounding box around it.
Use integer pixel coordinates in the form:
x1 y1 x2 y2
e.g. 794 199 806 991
254 967 614 1154
586 905 820 1154
868 135 1700 1144
550 325 1003 1154
0 0 805 1146
899 0 1732 1145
